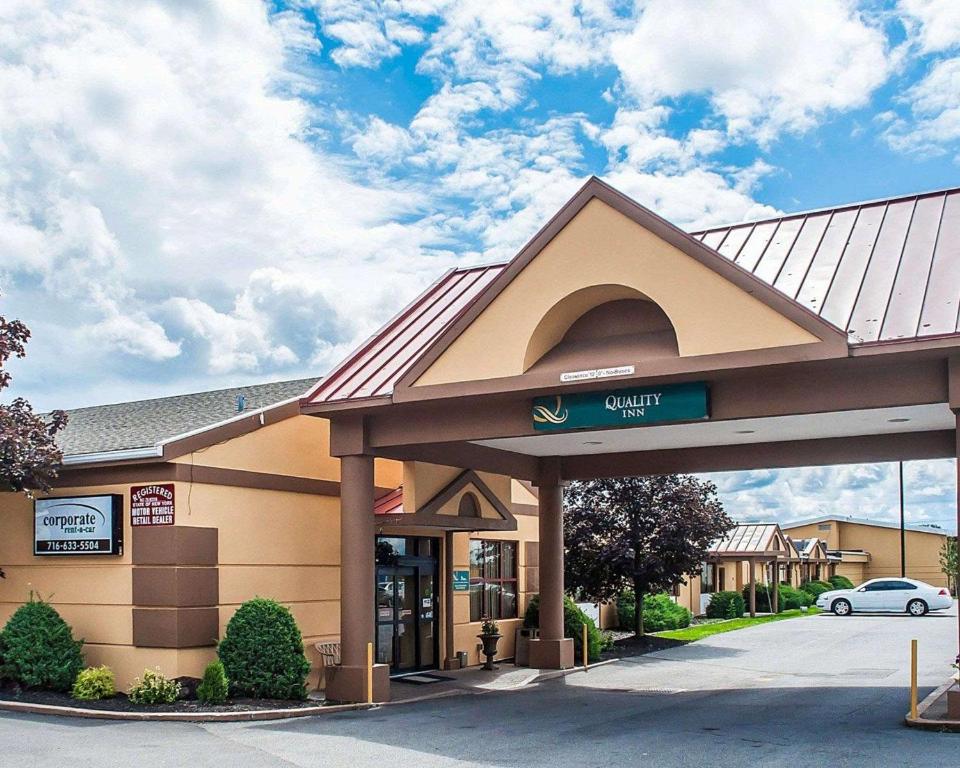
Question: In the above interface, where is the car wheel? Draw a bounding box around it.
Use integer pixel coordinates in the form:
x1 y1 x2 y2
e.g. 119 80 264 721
832 598 852 616
907 599 928 617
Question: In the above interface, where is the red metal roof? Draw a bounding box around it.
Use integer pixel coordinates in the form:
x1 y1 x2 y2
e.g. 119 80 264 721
374 487 404 515
693 187 960 344
305 186 960 405
305 264 504 403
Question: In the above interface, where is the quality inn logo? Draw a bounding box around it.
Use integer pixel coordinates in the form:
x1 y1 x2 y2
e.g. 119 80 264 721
532 395 569 425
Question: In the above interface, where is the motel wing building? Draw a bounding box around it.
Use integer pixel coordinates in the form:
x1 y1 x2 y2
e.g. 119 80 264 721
3 177 960 702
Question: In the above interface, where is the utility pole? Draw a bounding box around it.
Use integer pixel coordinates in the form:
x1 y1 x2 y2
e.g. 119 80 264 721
899 461 906 579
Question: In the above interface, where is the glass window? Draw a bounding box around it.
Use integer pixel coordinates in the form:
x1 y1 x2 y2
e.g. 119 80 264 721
700 562 714 594
469 540 518 622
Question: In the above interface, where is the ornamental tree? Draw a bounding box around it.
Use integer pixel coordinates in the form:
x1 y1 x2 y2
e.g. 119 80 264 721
0 301 68 576
564 474 732 636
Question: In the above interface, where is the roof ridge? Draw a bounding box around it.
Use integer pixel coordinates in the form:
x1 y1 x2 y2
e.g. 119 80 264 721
691 184 960 234
57 375 320 415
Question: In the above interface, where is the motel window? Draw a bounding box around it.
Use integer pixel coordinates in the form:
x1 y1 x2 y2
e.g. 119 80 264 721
469 540 518 622
700 562 714 594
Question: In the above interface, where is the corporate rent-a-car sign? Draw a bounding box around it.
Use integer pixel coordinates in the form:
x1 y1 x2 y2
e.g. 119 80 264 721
34 495 123 555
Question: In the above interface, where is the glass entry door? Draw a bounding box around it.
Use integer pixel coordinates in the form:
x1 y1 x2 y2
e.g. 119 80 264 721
375 537 438 674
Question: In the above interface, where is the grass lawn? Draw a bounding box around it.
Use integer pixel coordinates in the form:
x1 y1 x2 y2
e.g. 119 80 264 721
654 607 821 642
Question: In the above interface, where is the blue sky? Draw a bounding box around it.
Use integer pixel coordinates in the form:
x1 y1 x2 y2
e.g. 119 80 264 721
1 1 958 529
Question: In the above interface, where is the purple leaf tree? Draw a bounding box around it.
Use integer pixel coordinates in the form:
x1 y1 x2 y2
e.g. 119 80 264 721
564 474 733 636
1 300 67 496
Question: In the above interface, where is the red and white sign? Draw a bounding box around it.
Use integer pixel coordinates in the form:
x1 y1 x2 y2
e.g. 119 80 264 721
130 484 175 527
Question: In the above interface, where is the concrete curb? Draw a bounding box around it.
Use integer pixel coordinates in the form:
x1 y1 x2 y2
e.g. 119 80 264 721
0 660 623 722
0 698 374 723
904 680 960 732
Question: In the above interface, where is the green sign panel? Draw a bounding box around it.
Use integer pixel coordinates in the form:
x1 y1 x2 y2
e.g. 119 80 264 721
532 382 708 432
452 569 470 592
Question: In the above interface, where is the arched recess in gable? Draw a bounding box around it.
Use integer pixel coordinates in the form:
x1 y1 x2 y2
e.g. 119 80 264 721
523 284 679 373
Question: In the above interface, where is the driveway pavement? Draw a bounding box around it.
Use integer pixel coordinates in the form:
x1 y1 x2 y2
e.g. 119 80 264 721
2 605 957 767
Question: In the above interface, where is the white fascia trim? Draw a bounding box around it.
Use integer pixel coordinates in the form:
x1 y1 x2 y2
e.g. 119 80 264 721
61 446 164 465
157 392 306 447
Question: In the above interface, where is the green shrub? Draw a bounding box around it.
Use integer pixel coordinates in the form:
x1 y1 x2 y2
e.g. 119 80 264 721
197 660 229 705
777 583 813 610
706 591 746 619
1 598 83 691
218 598 311 700
800 580 833 597
741 584 781 613
71 665 116 701
128 668 181 705
523 594 603 662
829 575 855 590
617 591 691 632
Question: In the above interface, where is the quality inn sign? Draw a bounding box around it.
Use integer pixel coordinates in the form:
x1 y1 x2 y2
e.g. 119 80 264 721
532 382 709 431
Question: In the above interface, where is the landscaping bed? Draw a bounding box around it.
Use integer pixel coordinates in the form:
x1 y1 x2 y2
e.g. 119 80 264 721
0 685 317 714
601 633 688 659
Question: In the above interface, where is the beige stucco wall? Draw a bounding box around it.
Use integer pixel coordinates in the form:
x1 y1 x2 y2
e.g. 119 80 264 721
416 198 818 386
783 520 949 587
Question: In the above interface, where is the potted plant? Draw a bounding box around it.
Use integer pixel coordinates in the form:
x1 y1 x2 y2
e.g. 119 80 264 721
477 617 501 671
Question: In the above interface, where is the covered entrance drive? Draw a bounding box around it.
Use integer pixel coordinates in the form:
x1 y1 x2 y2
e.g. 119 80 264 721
303 178 960 703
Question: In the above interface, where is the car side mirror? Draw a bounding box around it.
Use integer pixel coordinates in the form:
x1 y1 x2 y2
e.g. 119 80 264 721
856 587 866 592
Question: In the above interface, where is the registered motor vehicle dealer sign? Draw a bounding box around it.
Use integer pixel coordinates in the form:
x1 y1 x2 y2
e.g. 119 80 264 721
130 484 175 527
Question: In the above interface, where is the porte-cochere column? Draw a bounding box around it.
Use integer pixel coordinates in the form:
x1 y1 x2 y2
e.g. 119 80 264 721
325 452 390 703
529 458 574 669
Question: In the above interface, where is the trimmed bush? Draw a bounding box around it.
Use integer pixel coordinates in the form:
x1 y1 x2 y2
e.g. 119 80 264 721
129 668 181 705
741 584 781 613
72 665 116 701
218 598 311 700
829 575 855 590
617 591 691 632
706 590 746 619
1 598 83 691
523 594 603 661
800 580 833 598
197 660 229 705
777 583 813 610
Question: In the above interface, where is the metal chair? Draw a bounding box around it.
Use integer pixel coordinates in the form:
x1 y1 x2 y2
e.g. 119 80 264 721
314 641 341 690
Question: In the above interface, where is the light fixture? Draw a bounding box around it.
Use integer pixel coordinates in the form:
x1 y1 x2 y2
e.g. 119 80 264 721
735 429 756 434
887 417 911 423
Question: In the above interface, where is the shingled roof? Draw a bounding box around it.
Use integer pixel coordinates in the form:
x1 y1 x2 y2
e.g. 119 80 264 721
305 182 960 405
55 377 317 460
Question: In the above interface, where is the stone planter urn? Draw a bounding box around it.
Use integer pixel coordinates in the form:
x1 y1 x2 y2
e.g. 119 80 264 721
477 633 502 671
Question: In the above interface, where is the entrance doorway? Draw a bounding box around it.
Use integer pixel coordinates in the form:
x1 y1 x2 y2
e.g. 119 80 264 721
375 536 439 674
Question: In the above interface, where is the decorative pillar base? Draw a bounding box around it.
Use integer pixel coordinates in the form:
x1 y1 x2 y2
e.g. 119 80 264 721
324 663 391 703
528 638 574 669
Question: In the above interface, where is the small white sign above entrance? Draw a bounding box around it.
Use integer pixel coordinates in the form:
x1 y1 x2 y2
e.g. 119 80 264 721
559 365 635 383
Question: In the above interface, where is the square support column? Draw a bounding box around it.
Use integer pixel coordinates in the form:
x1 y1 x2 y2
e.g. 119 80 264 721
529 459 574 669
325 453 390 703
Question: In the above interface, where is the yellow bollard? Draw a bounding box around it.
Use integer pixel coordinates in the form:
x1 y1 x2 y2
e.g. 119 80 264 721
582 623 588 670
910 638 918 720
367 641 374 704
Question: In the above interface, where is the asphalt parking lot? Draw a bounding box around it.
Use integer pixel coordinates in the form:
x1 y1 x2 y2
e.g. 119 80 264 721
2 605 957 768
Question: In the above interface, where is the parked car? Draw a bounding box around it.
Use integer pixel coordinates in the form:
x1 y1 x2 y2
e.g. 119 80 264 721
816 578 953 616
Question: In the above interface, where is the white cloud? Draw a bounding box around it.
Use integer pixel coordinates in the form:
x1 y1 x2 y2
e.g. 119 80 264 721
609 0 893 144
899 0 960 54
706 460 957 530
0 0 434 394
885 57 960 153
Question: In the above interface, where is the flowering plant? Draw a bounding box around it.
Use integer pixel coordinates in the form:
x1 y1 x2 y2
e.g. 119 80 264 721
480 617 500 636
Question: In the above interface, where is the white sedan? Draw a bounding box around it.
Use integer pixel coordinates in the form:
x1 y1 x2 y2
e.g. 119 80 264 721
816 578 953 617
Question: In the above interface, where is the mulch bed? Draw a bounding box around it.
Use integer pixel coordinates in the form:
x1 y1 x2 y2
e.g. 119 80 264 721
0 686 317 714
601 633 688 660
